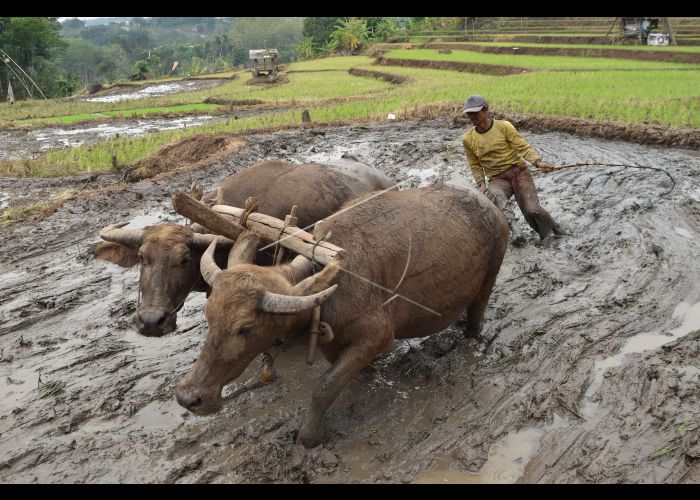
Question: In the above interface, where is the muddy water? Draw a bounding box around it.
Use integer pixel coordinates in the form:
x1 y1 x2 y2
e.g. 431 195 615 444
1 118 699 483
0 116 217 160
82 79 226 103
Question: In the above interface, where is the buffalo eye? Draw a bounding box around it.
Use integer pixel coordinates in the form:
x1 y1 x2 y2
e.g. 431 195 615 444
239 325 254 337
180 255 193 267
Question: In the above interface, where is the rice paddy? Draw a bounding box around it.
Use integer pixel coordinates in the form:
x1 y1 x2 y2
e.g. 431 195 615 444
1 48 698 177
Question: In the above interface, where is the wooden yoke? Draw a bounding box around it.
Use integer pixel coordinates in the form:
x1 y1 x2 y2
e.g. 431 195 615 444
274 205 299 265
212 204 345 266
172 191 346 267
172 191 246 241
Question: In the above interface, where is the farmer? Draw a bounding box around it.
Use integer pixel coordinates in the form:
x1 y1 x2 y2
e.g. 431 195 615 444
461 94 566 243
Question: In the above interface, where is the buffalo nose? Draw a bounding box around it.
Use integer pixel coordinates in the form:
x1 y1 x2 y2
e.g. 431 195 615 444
135 309 168 335
175 388 203 412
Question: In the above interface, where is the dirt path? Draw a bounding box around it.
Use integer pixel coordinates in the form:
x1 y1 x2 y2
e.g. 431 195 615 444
1 118 699 483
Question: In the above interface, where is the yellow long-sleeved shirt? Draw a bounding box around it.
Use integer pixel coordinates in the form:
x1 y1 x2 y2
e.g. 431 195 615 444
461 119 540 185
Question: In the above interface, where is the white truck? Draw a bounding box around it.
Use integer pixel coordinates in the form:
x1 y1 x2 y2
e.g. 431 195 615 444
249 49 279 78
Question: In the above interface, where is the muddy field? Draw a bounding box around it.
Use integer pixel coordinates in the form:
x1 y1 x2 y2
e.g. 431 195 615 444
1 117 699 483
79 78 229 103
0 116 218 161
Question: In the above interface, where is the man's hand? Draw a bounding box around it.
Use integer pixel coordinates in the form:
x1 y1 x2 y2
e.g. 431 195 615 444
477 181 493 200
535 161 557 173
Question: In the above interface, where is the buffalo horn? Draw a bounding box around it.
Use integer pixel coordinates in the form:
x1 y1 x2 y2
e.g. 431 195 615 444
200 239 223 286
191 233 235 249
99 221 144 248
261 285 338 314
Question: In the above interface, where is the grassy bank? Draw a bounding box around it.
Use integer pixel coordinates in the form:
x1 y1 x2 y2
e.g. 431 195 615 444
0 54 698 178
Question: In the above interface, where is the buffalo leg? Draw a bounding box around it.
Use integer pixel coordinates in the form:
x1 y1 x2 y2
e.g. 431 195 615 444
464 257 503 339
298 342 381 448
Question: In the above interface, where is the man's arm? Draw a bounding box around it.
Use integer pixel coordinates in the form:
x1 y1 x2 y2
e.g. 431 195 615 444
462 136 487 189
503 121 540 164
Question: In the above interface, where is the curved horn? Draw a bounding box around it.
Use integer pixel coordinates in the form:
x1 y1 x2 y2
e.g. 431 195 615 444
261 284 338 314
191 233 236 249
200 239 223 286
99 221 144 248
227 231 260 268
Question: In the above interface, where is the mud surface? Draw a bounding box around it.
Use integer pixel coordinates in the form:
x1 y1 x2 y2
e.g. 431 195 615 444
79 78 228 103
0 116 218 161
1 118 700 483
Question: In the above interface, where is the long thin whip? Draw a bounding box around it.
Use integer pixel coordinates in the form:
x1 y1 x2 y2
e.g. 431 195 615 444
531 162 675 197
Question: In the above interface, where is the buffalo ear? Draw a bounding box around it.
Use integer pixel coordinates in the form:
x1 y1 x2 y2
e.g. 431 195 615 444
291 259 342 296
93 242 139 268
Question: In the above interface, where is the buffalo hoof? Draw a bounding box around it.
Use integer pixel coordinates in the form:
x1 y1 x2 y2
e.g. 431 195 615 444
511 235 527 247
463 322 482 339
297 424 324 449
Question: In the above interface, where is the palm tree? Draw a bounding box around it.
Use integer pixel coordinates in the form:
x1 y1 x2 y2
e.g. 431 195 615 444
297 37 316 60
330 18 369 54
373 18 401 42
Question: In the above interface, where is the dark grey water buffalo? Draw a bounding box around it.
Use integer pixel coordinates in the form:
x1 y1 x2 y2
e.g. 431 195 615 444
175 185 509 447
94 158 394 337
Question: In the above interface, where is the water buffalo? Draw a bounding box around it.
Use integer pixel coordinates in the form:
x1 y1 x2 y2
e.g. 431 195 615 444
94 158 394 336
175 185 509 447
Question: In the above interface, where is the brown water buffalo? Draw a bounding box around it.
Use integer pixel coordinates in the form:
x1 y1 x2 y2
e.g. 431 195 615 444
175 185 509 447
94 158 394 336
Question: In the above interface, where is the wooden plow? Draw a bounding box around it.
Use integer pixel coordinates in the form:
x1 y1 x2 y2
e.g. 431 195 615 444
171 191 345 266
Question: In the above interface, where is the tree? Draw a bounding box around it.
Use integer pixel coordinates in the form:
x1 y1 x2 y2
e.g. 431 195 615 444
302 17 339 51
131 60 150 80
62 18 85 30
330 18 368 54
0 17 67 100
59 39 104 86
296 37 315 60
228 17 303 65
373 18 401 41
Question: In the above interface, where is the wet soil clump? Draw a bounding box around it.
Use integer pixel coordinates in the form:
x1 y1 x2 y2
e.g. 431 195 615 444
122 134 249 182
348 68 408 84
246 75 290 86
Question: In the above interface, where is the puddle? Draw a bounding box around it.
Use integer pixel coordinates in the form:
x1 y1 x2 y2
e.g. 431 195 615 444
674 227 693 239
0 116 217 160
415 430 543 483
581 301 700 420
128 399 185 431
414 414 570 484
84 80 224 103
123 214 165 229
